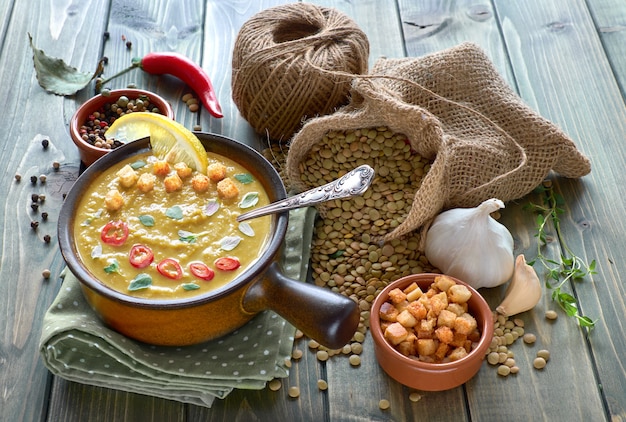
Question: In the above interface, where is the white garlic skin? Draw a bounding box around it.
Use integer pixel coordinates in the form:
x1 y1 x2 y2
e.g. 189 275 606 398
424 198 515 289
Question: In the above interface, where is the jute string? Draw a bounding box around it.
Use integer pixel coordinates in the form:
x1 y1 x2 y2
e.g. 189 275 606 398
231 3 370 141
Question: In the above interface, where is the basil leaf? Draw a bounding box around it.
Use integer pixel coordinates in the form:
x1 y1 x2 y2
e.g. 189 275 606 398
166 205 183 220
239 192 259 209
138 214 155 227
130 160 147 169
179 230 198 243
129 273 153 291
182 283 200 291
234 173 254 184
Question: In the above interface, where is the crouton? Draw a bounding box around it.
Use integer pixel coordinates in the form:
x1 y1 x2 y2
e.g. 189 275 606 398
388 288 407 304
164 173 183 193
173 162 192 179
434 342 450 361
384 322 409 345
379 302 399 322
448 284 472 304
104 189 124 211
406 300 427 320
454 313 478 335
448 347 469 362
429 291 448 314
136 173 156 193
397 340 416 357
191 174 210 193
435 325 454 344
397 309 418 328
437 309 457 328
416 339 437 356
207 162 227 182
153 160 171 176
216 177 239 199
434 274 458 292
116 164 138 188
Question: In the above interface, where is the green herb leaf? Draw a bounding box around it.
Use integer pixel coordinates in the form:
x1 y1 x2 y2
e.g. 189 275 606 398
182 283 200 291
130 160 147 169
221 236 242 251
178 230 209 243
104 259 120 274
91 244 103 259
238 222 255 237
29 33 104 95
234 173 254 184
138 215 155 227
204 199 220 216
129 273 153 291
239 192 259 209
166 205 183 220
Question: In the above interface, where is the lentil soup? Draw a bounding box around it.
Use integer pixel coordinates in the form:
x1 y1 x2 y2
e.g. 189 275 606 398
73 151 272 300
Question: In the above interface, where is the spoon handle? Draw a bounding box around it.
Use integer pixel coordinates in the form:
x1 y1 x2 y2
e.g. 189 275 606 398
237 164 375 222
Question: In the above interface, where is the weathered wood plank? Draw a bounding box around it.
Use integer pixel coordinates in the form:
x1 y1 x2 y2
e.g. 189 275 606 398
0 1 112 421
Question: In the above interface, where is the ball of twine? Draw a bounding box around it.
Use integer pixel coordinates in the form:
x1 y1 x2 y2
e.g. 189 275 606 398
231 3 370 141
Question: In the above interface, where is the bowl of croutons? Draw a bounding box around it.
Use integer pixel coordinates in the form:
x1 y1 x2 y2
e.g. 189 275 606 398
70 89 174 166
370 273 494 391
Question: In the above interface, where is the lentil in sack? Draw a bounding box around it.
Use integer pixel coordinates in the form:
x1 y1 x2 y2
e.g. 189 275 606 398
285 42 591 244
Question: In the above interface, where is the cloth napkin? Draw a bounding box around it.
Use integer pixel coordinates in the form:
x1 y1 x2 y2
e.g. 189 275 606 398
39 207 316 408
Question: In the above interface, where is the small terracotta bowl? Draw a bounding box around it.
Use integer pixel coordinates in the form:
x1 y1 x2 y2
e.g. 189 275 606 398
370 273 494 391
69 89 174 166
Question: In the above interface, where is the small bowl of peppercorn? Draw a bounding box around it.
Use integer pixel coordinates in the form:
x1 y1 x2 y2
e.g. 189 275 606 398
69 88 174 166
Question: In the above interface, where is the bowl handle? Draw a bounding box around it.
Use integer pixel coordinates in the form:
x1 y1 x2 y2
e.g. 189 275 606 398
242 262 360 349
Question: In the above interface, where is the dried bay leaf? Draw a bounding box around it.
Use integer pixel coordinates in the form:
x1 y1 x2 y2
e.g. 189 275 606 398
28 33 103 95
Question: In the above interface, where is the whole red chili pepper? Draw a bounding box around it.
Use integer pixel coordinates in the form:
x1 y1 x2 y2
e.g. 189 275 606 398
132 52 223 118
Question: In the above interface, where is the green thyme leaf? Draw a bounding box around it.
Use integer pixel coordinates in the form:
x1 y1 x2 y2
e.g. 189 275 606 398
234 173 254 184
239 192 259 209
104 259 120 274
166 205 183 220
129 273 152 291
138 215 155 227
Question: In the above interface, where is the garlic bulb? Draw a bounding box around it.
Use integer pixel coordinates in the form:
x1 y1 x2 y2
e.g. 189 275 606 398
496 254 542 316
424 198 514 289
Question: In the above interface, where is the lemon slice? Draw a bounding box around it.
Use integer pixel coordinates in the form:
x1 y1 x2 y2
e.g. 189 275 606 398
105 112 208 173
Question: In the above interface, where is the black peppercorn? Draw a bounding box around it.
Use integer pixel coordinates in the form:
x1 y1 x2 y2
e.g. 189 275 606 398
41 212 49 221
31 193 39 202
31 221 39 229
42 138 49 149
43 234 51 243
30 175 37 184
31 203 39 212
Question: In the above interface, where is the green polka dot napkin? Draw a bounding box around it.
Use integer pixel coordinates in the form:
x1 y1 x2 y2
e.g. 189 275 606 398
39 207 316 408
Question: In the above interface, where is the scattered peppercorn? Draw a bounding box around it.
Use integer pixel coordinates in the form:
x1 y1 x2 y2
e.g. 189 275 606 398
31 203 39 212
126 41 132 49
103 31 110 40
31 193 39 202
39 174 46 183
15 174 21 182
102 56 109 65
31 221 39 229
42 138 49 149
41 212 48 221
63 193 67 200
53 161 60 170
38 194 46 202
42 269 51 279
30 175 37 184
43 234 51 243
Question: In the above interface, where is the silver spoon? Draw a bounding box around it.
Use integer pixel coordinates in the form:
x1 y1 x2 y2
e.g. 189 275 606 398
237 164 375 222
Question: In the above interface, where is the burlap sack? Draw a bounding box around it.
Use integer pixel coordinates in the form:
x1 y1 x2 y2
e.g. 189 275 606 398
285 42 591 242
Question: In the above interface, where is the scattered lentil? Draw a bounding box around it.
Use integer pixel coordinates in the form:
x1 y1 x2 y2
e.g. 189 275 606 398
317 379 328 391
378 399 390 410
537 349 550 361
291 348 303 360
497 365 511 377
316 350 329 362
348 354 361 366
288 386 300 398
533 357 547 369
268 379 282 391
523 333 536 344
545 310 558 320
408 392 422 402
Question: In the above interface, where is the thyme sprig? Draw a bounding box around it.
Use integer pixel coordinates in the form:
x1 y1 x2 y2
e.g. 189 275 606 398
524 182 596 332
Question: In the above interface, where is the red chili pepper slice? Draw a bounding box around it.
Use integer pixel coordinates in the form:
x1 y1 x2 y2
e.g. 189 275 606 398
129 244 154 269
189 262 215 281
215 257 240 271
135 53 223 119
101 220 129 246
157 258 184 280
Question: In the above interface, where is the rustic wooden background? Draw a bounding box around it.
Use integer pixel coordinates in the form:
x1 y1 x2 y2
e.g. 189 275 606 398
1 0 624 420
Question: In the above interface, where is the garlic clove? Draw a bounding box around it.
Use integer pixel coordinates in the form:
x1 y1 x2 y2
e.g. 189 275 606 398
496 254 543 317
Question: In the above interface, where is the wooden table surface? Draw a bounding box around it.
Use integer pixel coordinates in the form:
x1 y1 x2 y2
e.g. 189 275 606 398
2 0 625 421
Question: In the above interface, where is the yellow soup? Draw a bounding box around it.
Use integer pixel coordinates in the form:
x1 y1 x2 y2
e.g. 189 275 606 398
73 152 272 300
